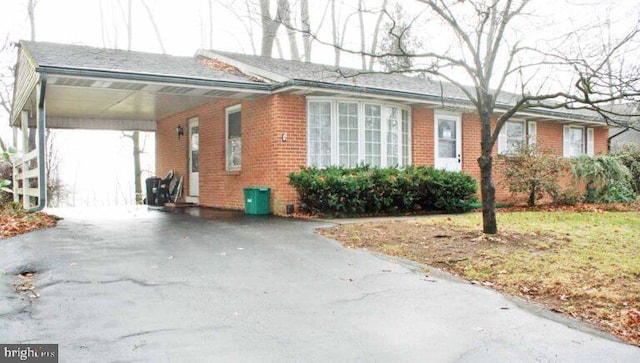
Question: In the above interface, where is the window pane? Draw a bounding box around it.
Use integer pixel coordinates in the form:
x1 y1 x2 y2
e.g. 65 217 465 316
365 104 381 167
437 119 456 158
338 102 359 167
228 111 241 138
191 126 199 172
505 121 525 153
308 101 332 167
228 138 241 167
401 110 410 166
570 128 584 156
226 109 241 169
385 107 399 166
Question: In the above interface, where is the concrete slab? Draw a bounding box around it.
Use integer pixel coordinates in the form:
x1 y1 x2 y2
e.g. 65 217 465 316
0 207 638 362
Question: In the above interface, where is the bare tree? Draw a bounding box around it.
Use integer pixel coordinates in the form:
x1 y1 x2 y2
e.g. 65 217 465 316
101 0 165 204
0 36 12 153
368 0 388 70
27 0 37 42
260 0 281 56
121 131 143 203
301 0 311 61
377 2 422 72
281 0 640 234
140 0 166 53
45 130 65 207
259 0 302 58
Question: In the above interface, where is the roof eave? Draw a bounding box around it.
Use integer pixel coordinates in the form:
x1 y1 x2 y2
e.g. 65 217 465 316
274 80 608 126
34 65 272 93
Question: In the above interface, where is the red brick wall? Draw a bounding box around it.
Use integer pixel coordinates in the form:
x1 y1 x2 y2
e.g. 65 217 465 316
594 127 608 154
411 107 433 166
156 94 307 214
408 108 610 204
271 94 308 214
156 112 189 193
157 98 610 213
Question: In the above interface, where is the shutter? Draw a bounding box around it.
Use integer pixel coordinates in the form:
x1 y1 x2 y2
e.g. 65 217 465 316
528 121 537 146
563 125 571 157
586 128 594 156
498 124 508 154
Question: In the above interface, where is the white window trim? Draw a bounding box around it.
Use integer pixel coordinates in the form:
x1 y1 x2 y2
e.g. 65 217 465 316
225 104 242 171
498 119 536 155
527 121 537 146
306 98 412 168
586 128 595 156
563 125 594 158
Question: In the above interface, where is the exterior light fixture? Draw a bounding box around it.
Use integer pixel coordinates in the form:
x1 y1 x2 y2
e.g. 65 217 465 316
176 125 184 140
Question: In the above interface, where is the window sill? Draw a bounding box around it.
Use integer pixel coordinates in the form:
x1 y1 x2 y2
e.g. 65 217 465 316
224 169 241 176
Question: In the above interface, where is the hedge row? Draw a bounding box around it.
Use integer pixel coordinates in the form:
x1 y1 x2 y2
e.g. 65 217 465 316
288 165 477 216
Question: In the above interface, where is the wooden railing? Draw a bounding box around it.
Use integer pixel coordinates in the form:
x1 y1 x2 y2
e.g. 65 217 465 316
13 149 40 209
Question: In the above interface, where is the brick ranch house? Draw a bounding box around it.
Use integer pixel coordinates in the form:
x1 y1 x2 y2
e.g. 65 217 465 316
11 41 608 213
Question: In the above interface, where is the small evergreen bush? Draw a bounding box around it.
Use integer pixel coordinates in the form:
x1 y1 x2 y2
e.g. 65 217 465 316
569 155 636 203
614 144 640 195
288 165 477 216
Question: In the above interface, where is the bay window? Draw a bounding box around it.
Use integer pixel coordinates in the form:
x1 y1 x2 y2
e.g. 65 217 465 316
308 99 411 168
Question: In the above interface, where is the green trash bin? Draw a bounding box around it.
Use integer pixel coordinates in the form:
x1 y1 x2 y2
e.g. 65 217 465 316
243 187 271 215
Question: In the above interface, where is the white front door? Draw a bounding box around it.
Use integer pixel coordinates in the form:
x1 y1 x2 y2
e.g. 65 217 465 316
434 113 462 171
188 117 199 198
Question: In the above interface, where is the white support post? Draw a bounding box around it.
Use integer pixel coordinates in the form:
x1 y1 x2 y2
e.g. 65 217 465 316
21 110 29 207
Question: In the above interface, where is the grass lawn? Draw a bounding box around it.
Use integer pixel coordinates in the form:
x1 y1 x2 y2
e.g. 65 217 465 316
318 210 640 346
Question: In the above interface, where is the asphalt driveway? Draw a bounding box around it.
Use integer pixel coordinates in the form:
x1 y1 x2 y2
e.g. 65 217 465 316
0 207 638 362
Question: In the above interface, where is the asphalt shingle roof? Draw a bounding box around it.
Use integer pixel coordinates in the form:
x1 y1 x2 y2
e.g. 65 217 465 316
21 41 261 84
208 50 522 105
18 41 607 123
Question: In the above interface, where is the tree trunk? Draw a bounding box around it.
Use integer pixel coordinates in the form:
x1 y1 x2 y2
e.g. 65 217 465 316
276 0 300 61
368 0 388 70
478 100 498 234
300 0 311 62
358 0 366 69
528 184 536 207
331 0 340 66
28 0 36 41
260 0 281 57
478 154 497 234
0 136 7 153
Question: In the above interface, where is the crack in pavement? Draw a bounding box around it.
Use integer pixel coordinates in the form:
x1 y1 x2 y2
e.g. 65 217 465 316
330 288 396 305
118 328 179 340
38 278 190 289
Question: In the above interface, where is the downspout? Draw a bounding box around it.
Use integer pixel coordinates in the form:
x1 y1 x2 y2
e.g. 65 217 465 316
29 78 46 212
607 127 629 152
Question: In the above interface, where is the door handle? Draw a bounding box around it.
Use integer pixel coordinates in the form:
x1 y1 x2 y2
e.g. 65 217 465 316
457 154 461 163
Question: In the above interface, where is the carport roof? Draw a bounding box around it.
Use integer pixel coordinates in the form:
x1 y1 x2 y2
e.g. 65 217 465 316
22 41 264 85
12 41 270 128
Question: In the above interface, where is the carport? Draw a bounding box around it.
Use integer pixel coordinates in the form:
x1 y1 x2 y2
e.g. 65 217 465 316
9 41 269 210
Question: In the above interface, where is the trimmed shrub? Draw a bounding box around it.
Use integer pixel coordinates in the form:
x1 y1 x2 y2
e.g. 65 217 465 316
288 165 477 216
